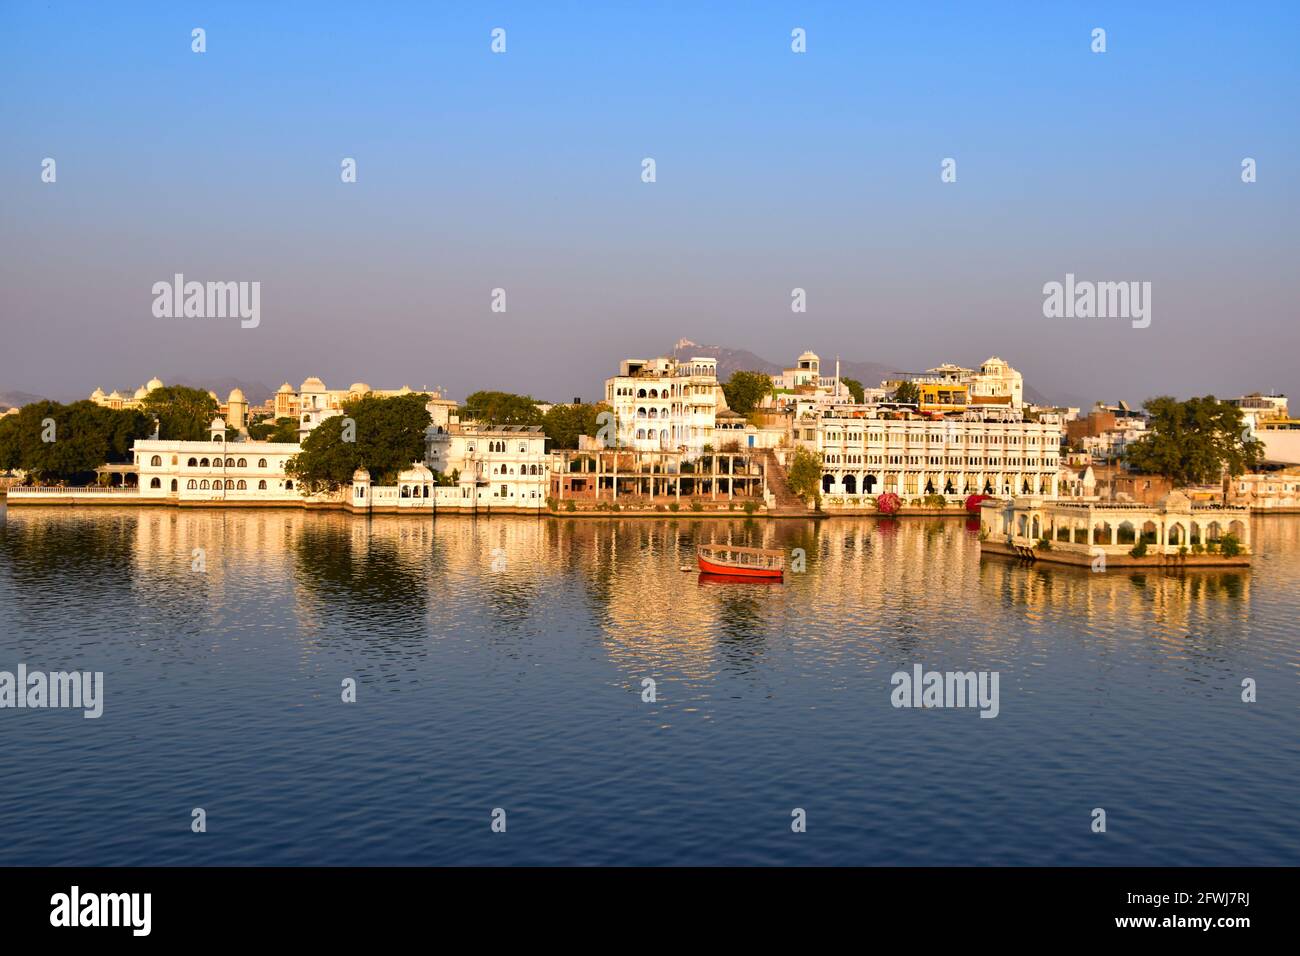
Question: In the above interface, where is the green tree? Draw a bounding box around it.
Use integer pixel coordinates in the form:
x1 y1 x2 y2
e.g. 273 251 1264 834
1125 395 1263 485
721 370 773 415
246 416 297 442
542 402 608 450
286 392 431 490
786 446 823 504
141 385 219 441
461 390 542 426
841 377 865 404
890 381 920 406
0 400 150 483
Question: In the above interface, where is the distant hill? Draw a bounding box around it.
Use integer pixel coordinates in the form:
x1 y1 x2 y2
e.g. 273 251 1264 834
0 389 48 409
669 339 900 390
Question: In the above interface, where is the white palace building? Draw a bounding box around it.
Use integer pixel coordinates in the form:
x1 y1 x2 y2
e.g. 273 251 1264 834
803 407 1064 499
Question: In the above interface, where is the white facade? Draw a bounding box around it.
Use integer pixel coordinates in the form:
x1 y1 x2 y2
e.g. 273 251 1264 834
425 424 550 505
605 356 721 456
801 411 1063 498
133 434 303 502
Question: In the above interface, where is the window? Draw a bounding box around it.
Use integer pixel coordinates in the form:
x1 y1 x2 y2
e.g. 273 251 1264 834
150 455 162 467
225 457 235 467
200 480 210 490
187 480 197 490
237 480 246 490
237 458 247 468
149 477 161 488
225 479 235 489
188 458 197 467
258 480 267 490
200 458 209 467
258 458 267 468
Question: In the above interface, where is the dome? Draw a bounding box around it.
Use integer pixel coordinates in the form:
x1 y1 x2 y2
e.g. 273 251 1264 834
145 377 164 391
398 462 434 482
300 376 325 392
227 387 246 403
91 387 105 399
107 390 123 400
352 467 371 482
348 382 371 394
207 390 219 401
798 350 819 361
210 416 227 431
397 385 412 395
133 387 148 400
278 382 295 393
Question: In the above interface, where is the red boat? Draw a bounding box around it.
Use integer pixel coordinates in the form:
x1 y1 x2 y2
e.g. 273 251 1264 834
696 545 785 580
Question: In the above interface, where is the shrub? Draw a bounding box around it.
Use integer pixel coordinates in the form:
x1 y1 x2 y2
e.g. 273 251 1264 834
1037 537 1052 551
1129 540 1148 558
1191 542 1204 554
910 497 924 507
874 492 902 515
964 493 991 514
668 502 679 512
924 493 947 509
743 500 756 515
690 501 704 512
565 500 576 512
1205 540 1219 553
1219 533 1242 557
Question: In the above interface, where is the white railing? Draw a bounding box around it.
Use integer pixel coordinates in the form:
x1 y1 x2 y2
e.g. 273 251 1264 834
6 485 140 495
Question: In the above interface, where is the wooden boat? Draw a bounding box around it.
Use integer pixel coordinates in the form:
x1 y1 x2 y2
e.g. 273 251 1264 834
696 545 784 579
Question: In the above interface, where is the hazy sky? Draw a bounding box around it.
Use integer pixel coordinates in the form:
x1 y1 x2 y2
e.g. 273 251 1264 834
2 2 1297 407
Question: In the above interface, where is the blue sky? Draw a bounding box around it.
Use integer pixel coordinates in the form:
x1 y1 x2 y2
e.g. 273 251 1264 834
2 1 1297 405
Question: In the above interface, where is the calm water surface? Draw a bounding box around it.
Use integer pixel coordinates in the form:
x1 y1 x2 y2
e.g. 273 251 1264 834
0 504 1296 865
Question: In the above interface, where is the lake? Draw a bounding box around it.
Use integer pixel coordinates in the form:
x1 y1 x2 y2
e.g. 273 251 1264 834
0 505 1296 865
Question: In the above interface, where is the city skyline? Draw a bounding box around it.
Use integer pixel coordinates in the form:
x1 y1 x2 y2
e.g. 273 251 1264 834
3 3 1297 405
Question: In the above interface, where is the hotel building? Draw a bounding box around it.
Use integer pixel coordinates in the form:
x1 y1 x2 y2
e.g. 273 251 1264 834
132 418 302 502
801 407 1063 498
604 356 723 457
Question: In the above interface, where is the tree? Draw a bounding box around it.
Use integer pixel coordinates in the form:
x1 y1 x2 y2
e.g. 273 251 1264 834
890 381 920 406
461 391 542 426
1125 395 1264 485
841 377 865 404
247 416 298 442
721 371 773 415
0 400 151 483
786 446 823 504
542 402 608 450
141 385 219 441
286 393 431 490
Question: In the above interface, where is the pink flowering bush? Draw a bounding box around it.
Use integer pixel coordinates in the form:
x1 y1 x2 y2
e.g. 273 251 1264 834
875 491 902 515
964 493 990 514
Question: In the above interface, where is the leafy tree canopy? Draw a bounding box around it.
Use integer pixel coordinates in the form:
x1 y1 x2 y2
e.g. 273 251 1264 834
841 377 865 404
286 392 431 490
542 402 609 450
0 400 152 483
786 446 823 504
890 381 920 406
141 385 219 441
721 370 773 415
1125 395 1264 485
461 391 542 427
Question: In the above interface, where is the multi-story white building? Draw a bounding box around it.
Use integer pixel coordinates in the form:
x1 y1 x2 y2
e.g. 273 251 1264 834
133 418 303 501
425 424 550 505
604 356 722 456
800 408 1062 498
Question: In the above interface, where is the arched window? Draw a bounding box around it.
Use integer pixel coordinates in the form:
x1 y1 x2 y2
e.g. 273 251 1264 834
285 480 293 490
401 486 411 498
170 479 177 492
200 480 210 490
236 480 246 490
187 480 197 490
150 455 162 467
188 458 197 467
225 457 235 467
258 480 267 490
149 477 161 488
237 458 247 468
258 458 267 468
423 486 429 498
200 458 209 467
224 479 234 489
